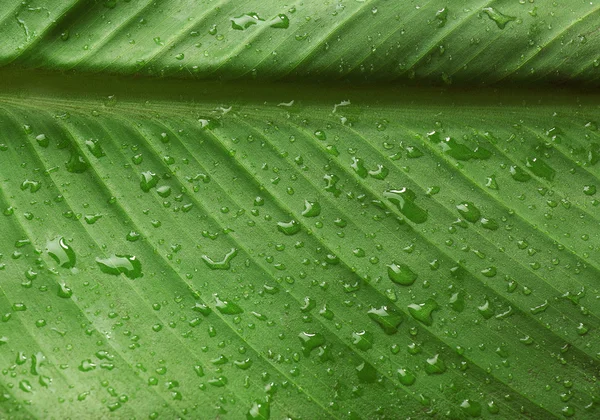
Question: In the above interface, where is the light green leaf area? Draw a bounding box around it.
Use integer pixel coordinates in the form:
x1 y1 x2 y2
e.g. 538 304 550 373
0 1 599 419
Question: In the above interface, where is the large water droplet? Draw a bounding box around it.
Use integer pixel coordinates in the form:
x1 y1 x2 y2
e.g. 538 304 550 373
456 201 481 223
231 12 264 30
46 236 76 268
384 188 428 224
408 298 439 326
201 248 238 270
214 296 243 315
387 262 417 286
482 7 516 29
368 305 403 335
298 331 325 356
96 254 142 279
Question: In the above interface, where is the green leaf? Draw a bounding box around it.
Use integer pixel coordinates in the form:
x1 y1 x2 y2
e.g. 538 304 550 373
0 1 599 419
0 0 599 84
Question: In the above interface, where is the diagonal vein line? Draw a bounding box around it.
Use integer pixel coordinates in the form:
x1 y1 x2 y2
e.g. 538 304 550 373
345 0 493 80
160 117 536 419
326 114 600 324
97 0 233 74
4 0 85 65
226 114 573 417
0 107 187 417
252 113 600 372
48 116 309 420
495 4 600 83
248 0 395 79
113 113 424 416
62 0 157 71
62 112 341 420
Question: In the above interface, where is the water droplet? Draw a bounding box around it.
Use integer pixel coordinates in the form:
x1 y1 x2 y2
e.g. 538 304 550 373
231 12 264 30
355 361 378 383
85 139 105 158
352 330 373 351
350 157 368 178
397 368 416 386
424 354 446 374
509 165 531 182
368 164 389 180
277 220 300 235
214 296 243 315
140 171 159 192
449 291 465 312
201 248 238 270
20 179 42 193
387 262 417 286
46 236 76 268
298 331 325 356
480 218 499 231
525 157 555 181
460 399 482 417
269 14 289 29
483 7 516 29
407 298 439 326
302 200 321 217
405 145 423 158
368 305 403 335
478 299 495 319
435 8 448 27
156 185 172 198
456 201 481 223
57 283 73 298
247 400 270 419
485 175 499 190
583 185 596 196
96 254 142 279
19 380 33 393
79 359 96 372
35 134 49 148
384 188 428 224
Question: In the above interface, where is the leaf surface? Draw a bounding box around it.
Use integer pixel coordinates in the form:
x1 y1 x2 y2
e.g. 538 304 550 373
0 1 599 419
